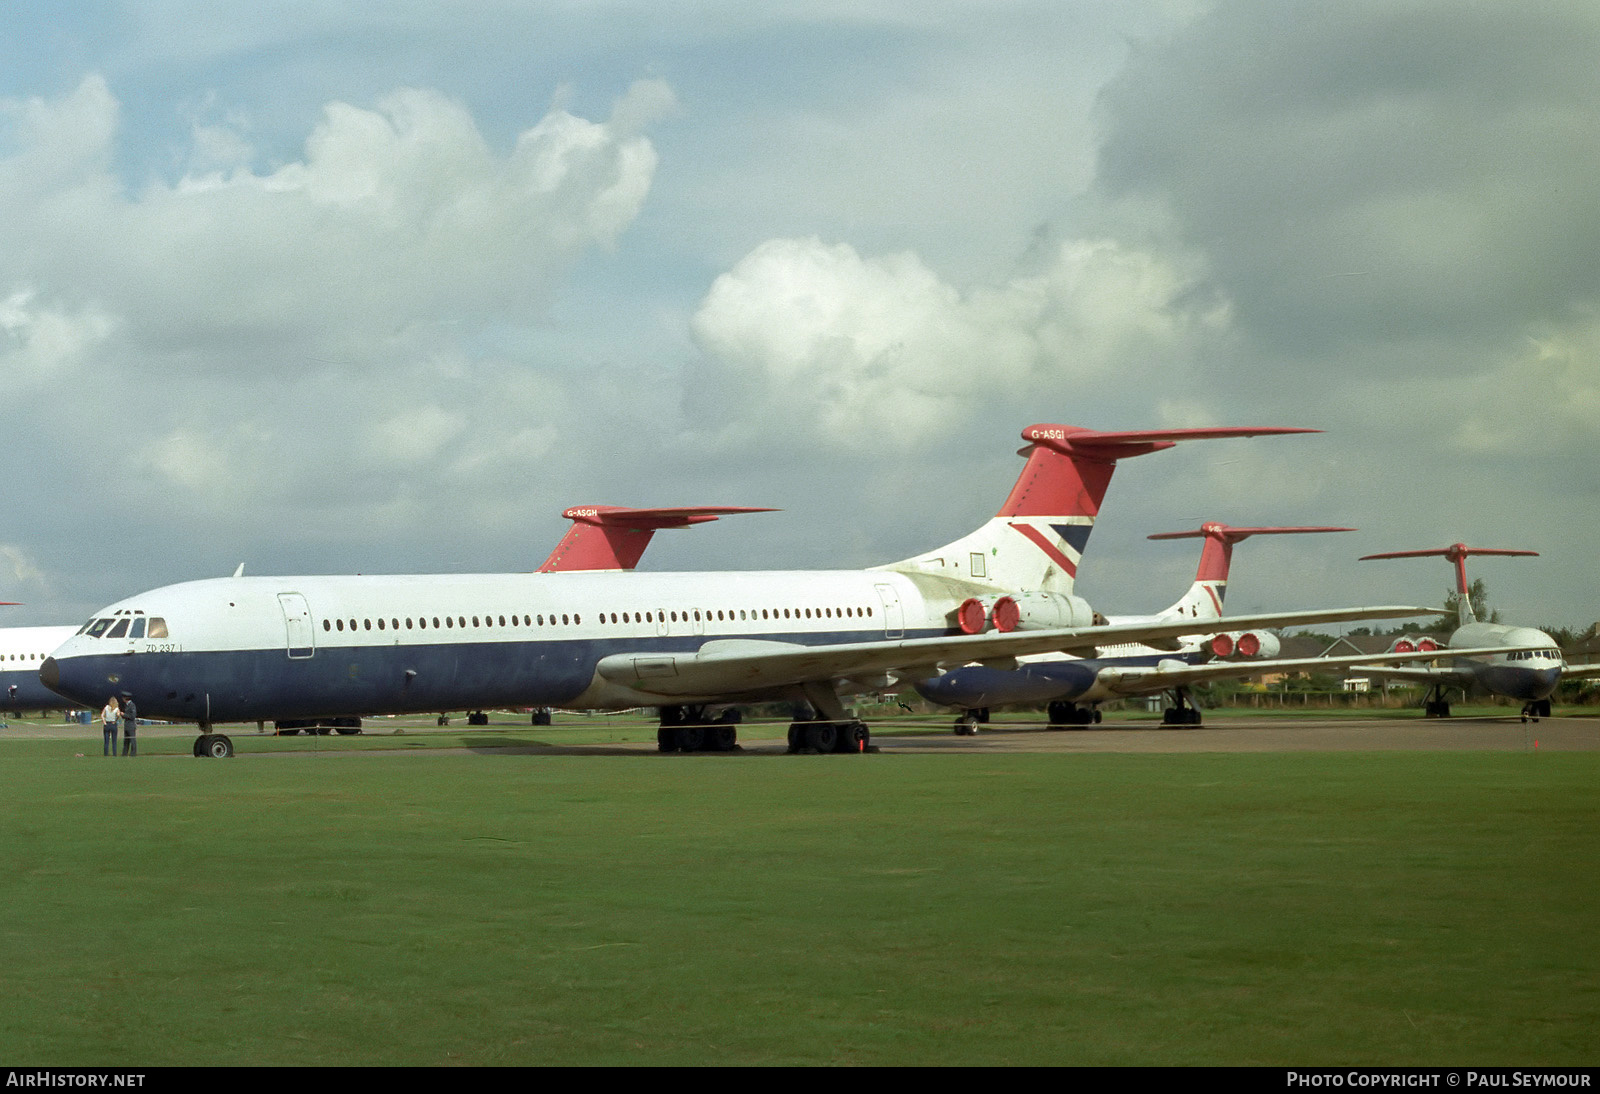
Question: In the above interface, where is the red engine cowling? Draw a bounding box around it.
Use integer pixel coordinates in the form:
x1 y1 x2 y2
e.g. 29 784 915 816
1391 638 1417 654
955 598 988 635
1415 637 1440 652
1207 631 1279 659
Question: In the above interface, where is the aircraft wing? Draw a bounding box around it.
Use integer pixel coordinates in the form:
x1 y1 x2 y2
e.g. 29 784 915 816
1094 646 1532 698
596 604 1443 699
1559 661 1600 681
1348 663 1475 686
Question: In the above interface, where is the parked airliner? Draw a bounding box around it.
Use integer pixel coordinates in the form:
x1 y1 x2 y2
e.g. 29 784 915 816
41 425 1437 757
1356 543 1600 720
1 624 80 713
915 523 1480 728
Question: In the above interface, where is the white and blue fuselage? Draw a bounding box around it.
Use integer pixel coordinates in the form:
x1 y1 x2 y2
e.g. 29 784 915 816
42 570 939 724
2 625 80 711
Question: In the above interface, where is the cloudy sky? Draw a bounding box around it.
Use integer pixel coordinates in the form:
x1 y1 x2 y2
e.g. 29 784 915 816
3 1 1597 632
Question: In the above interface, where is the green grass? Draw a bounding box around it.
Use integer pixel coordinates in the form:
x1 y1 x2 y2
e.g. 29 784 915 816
0 748 1594 1065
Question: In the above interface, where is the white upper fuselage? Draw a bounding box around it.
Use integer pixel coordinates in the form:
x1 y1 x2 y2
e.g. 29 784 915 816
41 568 958 722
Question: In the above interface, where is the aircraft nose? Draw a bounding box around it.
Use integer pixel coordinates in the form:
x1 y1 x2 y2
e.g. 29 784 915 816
40 656 60 692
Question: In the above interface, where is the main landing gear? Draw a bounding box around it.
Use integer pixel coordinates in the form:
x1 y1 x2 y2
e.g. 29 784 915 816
657 705 742 753
1521 698 1552 723
1047 700 1100 728
1422 684 1452 718
1161 689 1203 727
786 717 870 754
782 685 875 755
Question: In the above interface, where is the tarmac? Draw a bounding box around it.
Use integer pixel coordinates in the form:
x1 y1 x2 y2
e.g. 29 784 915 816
9 711 1596 755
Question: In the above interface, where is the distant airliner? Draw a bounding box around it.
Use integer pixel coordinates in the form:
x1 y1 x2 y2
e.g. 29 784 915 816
914 523 1483 728
41 425 1437 757
1356 543 1600 721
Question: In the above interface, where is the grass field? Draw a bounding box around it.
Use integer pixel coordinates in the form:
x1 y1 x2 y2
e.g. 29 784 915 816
0 739 1595 1065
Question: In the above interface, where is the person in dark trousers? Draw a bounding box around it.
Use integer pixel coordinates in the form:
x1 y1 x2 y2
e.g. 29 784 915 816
102 696 120 756
120 694 137 756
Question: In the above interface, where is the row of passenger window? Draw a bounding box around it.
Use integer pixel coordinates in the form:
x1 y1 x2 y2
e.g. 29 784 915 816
324 613 567 633
320 604 876 634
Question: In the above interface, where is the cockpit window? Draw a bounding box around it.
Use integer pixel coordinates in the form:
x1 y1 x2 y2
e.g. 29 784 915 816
85 618 116 638
106 619 130 639
129 618 146 639
148 618 168 639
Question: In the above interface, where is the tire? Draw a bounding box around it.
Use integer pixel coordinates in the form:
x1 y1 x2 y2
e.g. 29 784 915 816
204 735 234 759
806 722 839 753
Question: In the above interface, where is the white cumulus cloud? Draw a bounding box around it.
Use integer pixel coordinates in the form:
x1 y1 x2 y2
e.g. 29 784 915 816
689 235 1228 448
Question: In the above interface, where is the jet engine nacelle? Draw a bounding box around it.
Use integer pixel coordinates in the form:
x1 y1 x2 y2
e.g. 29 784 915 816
988 592 1095 632
1389 636 1441 655
1208 631 1280 659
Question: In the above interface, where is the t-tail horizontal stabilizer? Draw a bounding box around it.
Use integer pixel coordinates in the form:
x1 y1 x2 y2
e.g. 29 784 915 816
538 505 778 573
1360 542 1539 625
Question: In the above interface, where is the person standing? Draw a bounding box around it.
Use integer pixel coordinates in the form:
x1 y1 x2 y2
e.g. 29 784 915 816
120 694 137 756
102 696 120 756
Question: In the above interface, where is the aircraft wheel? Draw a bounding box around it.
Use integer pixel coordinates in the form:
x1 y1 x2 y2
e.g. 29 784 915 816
709 724 738 751
194 734 209 756
657 728 678 753
1092 710 1102 724
678 724 708 752
837 721 869 753
204 734 234 758
806 722 840 753
786 724 805 753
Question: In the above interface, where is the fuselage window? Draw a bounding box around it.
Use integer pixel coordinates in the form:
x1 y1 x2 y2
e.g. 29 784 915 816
499 616 506 627
406 619 414 629
392 618 399 630
561 614 569 625
324 620 332 631
446 617 454 629
349 619 357 631
432 617 441 628
336 619 345 631
472 616 480 627
364 619 372 631
377 619 385 630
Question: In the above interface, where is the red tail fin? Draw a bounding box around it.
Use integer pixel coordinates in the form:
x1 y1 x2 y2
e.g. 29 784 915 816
538 506 777 572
